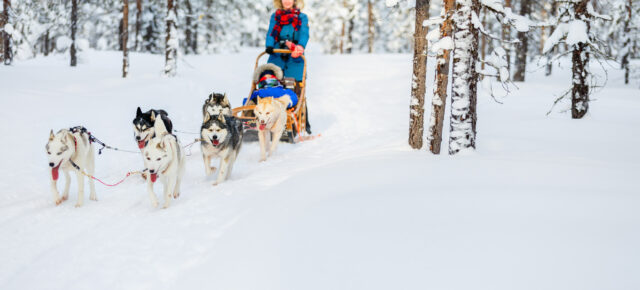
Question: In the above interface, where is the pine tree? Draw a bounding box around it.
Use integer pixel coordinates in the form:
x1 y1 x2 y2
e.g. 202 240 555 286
408 0 430 149
135 0 142 51
427 0 454 154
2 0 11 65
70 0 77 67
513 0 531 82
165 0 178 76
122 0 129 78
448 0 479 154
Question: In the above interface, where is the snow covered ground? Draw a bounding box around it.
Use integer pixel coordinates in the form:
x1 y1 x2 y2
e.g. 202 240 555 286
1 49 639 290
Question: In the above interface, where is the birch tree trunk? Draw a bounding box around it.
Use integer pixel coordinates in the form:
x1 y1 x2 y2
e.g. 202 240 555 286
427 0 454 154
513 0 530 82
70 0 78 67
165 0 178 77
449 0 479 154
546 1 557 76
123 0 129 78
2 0 12 65
135 0 142 51
571 0 589 119
408 0 430 149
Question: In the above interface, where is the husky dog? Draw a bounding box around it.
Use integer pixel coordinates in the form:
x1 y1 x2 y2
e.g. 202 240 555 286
201 114 243 185
133 107 173 149
202 93 232 122
142 117 185 208
46 127 97 207
253 95 291 162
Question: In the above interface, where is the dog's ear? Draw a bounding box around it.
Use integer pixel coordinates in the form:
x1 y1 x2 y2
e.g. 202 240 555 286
257 96 263 104
222 93 230 106
136 107 142 117
209 93 215 102
156 140 165 150
217 114 226 124
203 112 211 123
49 130 55 141
150 111 156 121
65 131 74 146
154 116 168 136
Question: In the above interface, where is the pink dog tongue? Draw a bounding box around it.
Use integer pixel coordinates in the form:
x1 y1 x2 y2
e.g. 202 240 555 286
51 165 60 181
259 124 266 130
138 140 146 149
213 140 220 145
150 173 157 183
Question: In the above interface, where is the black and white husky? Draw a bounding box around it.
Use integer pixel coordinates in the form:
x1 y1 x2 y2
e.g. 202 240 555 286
200 113 243 185
202 93 232 122
142 117 185 208
133 107 173 149
46 127 97 207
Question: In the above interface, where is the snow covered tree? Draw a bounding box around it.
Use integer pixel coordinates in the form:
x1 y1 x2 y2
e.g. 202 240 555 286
122 0 129 78
70 0 77 66
448 0 479 154
408 0 430 149
427 0 454 154
513 0 531 81
367 0 374 53
165 0 178 76
618 0 637 84
135 0 142 51
1 0 11 65
543 0 612 119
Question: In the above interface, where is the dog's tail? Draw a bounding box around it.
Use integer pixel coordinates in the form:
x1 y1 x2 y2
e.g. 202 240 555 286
277 94 293 109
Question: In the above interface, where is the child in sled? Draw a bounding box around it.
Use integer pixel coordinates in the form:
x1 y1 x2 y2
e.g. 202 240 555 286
244 63 298 110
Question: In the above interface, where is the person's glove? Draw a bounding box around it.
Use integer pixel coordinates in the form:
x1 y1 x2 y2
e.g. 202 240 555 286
265 47 274 54
291 45 304 58
284 41 296 51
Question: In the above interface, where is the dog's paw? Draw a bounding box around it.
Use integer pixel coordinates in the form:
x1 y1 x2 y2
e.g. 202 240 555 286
173 192 180 199
74 203 83 208
55 198 63 206
210 167 217 174
151 201 159 208
259 157 266 162
212 182 219 186
61 195 69 201
90 196 98 201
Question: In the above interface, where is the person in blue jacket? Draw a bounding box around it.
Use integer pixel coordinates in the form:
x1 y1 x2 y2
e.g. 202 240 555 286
264 0 311 133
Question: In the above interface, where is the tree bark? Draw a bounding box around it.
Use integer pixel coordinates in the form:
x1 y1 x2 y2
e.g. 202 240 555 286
367 0 374 53
70 0 78 67
408 0 430 149
135 0 142 51
545 1 557 76
480 7 486 71
571 0 589 119
165 0 178 76
502 0 511 77
123 0 129 78
621 0 632 84
449 0 479 154
2 0 11 65
44 29 50 56
428 0 454 154
347 16 354 53
513 0 530 82
185 0 193 55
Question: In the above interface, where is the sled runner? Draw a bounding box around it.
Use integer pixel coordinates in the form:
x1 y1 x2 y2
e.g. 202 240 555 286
232 49 313 143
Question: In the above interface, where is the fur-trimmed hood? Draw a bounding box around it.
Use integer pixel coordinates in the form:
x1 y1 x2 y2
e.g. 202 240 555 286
273 0 304 10
253 63 284 83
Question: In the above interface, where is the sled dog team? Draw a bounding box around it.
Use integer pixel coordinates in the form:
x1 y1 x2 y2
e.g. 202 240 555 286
46 88 293 209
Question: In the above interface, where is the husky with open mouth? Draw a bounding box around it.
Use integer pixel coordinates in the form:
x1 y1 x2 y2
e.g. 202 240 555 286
132 107 173 150
45 127 97 207
200 113 243 185
142 117 185 208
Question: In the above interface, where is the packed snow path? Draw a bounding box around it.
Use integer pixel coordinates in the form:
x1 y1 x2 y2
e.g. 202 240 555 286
0 50 639 290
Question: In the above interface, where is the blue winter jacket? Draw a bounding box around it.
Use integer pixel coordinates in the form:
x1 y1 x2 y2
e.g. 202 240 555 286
245 86 298 109
265 11 309 82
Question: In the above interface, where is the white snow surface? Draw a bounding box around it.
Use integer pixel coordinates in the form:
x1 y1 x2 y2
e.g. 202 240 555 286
1 49 640 290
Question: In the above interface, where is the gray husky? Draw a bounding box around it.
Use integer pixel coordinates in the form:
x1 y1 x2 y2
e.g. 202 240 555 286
202 93 232 123
200 114 243 185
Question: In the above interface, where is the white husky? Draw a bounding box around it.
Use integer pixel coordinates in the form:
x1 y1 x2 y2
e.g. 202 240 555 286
254 95 291 162
142 118 185 208
46 128 97 207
